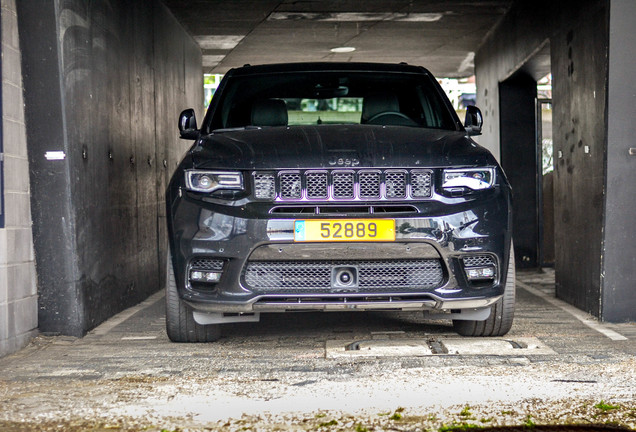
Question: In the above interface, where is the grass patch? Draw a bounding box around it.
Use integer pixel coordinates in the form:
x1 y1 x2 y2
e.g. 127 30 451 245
523 415 536 429
595 400 621 412
460 406 474 419
439 423 481 431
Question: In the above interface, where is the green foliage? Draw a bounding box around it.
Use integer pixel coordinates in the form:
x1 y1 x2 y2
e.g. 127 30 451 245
318 419 338 428
523 415 536 429
595 400 620 412
460 406 473 418
355 424 369 432
390 412 403 421
439 423 481 432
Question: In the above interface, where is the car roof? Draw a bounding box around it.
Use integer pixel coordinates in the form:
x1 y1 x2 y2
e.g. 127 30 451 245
226 62 432 77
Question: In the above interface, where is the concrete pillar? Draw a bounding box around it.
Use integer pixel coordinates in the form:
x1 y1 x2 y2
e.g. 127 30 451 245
601 0 636 321
551 1 608 318
17 0 202 336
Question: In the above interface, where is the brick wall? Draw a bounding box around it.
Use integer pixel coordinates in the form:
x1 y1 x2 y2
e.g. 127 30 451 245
0 0 38 357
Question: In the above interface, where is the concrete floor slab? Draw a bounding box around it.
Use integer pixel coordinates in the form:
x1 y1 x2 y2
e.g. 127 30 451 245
1 269 636 431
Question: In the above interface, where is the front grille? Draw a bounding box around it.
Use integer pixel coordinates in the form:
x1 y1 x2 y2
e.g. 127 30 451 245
243 259 444 292
190 257 224 271
252 169 433 201
463 255 495 268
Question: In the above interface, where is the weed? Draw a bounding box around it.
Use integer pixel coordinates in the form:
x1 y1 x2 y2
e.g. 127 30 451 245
390 412 403 421
523 415 535 429
315 413 327 418
318 419 338 428
595 400 620 412
355 424 369 432
480 418 493 423
439 423 480 431
459 405 473 417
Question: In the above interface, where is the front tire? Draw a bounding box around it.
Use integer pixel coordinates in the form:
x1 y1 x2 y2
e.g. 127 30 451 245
453 246 516 337
165 254 221 342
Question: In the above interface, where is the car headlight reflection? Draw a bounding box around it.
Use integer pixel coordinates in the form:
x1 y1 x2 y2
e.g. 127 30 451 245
442 167 495 191
185 170 244 193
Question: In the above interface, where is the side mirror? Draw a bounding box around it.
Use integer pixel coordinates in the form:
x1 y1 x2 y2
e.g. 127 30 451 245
178 109 199 140
464 105 483 136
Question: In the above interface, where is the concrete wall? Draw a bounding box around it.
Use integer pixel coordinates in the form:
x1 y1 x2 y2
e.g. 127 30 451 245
602 0 636 321
17 0 202 337
0 0 38 357
474 1 551 159
551 1 608 317
476 0 636 321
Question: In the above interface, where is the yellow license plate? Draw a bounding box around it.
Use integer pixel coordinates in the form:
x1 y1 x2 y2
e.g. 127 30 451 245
294 219 395 242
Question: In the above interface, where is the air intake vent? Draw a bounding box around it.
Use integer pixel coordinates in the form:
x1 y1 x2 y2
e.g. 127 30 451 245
243 259 444 292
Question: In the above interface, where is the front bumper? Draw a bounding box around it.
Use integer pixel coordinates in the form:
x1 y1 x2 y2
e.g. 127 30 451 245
167 185 512 316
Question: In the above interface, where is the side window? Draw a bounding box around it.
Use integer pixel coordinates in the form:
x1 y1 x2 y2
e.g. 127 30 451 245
417 85 443 128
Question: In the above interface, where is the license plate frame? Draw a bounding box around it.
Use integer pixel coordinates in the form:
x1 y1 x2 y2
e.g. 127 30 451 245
294 219 395 242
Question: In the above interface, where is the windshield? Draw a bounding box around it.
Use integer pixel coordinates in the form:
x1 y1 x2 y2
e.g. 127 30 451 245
207 70 459 131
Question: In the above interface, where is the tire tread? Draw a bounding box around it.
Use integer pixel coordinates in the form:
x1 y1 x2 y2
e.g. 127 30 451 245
453 246 515 337
165 255 221 342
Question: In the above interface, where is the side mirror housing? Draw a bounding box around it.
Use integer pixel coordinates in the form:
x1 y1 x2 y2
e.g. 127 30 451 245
179 109 199 139
464 105 483 136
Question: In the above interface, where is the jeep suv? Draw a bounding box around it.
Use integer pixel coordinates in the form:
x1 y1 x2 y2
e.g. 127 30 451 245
166 62 514 342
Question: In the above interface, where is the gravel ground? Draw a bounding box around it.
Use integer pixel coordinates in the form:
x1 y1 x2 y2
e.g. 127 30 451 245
1 270 636 431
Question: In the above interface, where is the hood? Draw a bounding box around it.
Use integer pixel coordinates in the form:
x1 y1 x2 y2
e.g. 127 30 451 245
190 125 496 170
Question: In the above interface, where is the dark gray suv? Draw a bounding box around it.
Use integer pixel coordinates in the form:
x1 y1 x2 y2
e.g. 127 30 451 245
166 62 514 342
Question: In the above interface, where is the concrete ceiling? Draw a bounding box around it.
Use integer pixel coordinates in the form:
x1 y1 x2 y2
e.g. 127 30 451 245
163 0 512 77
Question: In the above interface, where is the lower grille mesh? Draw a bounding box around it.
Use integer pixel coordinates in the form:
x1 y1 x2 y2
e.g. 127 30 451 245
190 258 224 271
243 259 443 292
463 255 495 268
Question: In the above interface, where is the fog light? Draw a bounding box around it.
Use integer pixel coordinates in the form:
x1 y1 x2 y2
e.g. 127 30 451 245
190 270 221 283
465 266 496 280
204 272 221 282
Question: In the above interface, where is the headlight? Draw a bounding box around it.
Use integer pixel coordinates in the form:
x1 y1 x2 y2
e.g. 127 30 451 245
185 170 244 193
442 167 495 191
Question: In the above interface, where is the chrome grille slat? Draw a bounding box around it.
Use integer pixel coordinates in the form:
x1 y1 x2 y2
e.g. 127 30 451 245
306 171 328 198
332 171 355 199
253 173 276 199
359 171 381 198
280 172 302 199
411 170 432 197
253 169 433 201
385 170 407 198
243 259 443 292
